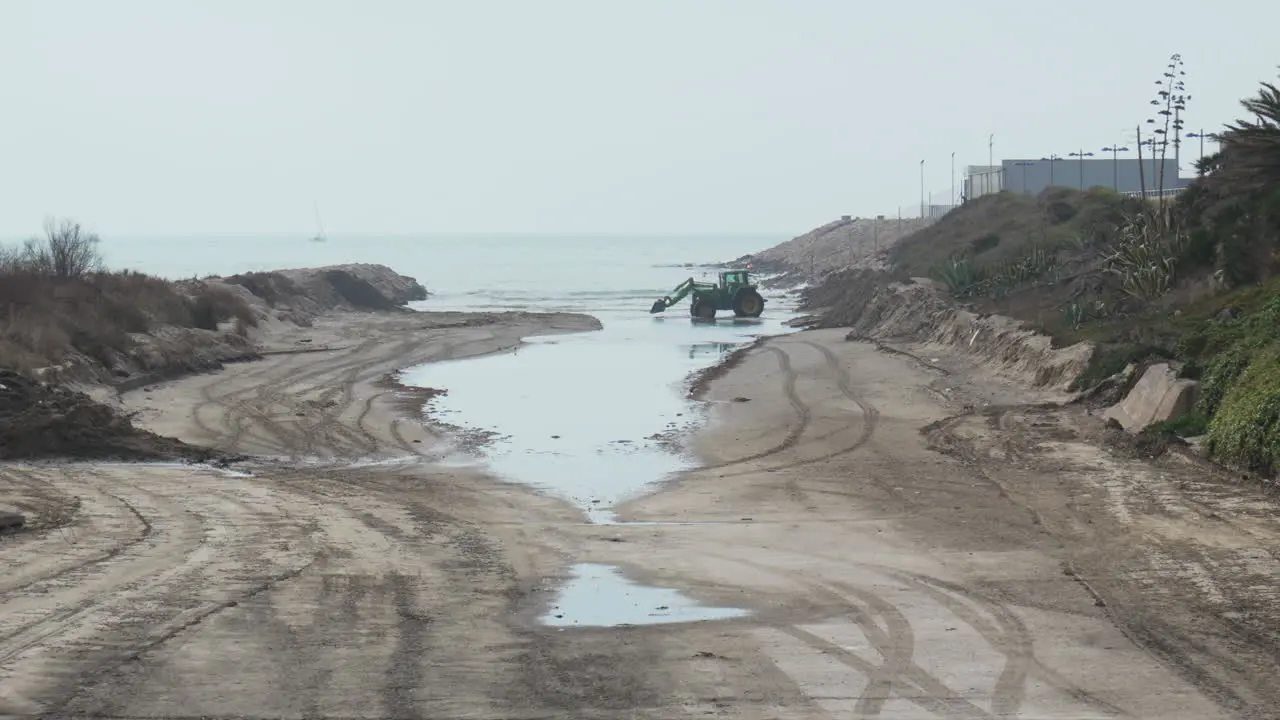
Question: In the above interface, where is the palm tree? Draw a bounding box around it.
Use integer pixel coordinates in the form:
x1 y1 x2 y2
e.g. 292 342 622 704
1209 69 1280 196
1178 71 1280 287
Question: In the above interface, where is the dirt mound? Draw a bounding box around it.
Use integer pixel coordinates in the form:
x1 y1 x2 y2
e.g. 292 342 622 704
320 269 399 310
0 369 223 461
732 216 934 279
221 263 429 321
275 263 428 311
799 268 901 323
801 271 1094 391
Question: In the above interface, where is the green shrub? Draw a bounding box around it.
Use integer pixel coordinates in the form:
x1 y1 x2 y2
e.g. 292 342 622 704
1178 359 1204 379
971 233 1000 254
1197 344 1253 417
1175 331 1208 359
1181 227 1218 268
1206 345 1280 472
1147 411 1209 438
1047 201 1078 224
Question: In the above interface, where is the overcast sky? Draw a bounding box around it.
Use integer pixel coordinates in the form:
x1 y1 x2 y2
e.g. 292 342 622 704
2 0 1277 236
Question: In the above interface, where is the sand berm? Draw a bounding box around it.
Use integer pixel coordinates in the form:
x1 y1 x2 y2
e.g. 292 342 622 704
1 255 1277 718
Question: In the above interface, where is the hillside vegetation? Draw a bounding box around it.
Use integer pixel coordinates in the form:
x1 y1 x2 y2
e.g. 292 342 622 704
0 221 428 384
0 222 430 461
794 61 1280 476
0 221 262 380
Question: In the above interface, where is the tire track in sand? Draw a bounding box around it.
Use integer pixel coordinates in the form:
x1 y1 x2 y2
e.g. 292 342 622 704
297 333 501 458
701 339 880 480
192 338 394 453
854 564 1128 718
740 543 1131 719
0 482 202 664
704 551 1008 719
692 345 811 472
0 467 323 716
192 332 500 458
0 469 150 598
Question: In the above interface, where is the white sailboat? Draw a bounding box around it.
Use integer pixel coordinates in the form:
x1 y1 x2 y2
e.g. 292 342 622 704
311 201 327 242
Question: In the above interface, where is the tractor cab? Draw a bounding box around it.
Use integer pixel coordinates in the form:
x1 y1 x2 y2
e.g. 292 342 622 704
719 270 752 290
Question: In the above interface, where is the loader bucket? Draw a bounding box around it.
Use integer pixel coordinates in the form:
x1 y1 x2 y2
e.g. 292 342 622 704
650 300 666 314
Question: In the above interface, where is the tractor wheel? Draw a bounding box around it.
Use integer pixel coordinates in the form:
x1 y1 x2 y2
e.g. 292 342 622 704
690 298 717 320
732 288 765 318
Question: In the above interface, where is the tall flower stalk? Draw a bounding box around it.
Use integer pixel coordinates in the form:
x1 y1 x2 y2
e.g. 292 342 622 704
1138 54 1189 234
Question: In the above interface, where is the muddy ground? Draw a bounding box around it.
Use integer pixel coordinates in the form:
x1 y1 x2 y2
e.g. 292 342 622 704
1 311 1277 718
0 369 219 463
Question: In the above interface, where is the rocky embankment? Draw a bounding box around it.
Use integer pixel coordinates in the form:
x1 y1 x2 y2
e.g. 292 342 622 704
798 268 1197 434
731 215 934 286
5 263 428 461
800 268 1094 392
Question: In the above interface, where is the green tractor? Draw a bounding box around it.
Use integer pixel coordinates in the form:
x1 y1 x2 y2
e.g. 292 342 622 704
649 269 766 319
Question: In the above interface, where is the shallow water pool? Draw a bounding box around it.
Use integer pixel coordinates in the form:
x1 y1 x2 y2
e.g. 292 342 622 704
540 563 749 627
399 303 798 521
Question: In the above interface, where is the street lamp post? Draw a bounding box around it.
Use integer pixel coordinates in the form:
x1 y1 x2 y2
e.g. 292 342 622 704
920 159 925 218
1100 145 1130 191
1068 149 1095 190
951 151 956 208
1012 160 1035 195
988 134 995 195
1039 154 1063 185
1185 131 1219 174
1138 138 1161 192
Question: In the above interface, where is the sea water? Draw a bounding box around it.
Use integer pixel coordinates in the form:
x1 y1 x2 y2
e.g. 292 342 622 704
105 233 792 625
100 234 800 519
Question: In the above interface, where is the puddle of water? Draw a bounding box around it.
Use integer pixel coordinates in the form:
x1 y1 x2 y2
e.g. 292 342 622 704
400 304 799 520
540 563 749 627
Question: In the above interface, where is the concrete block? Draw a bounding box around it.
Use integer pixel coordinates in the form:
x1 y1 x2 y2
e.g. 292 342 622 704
1104 363 1200 432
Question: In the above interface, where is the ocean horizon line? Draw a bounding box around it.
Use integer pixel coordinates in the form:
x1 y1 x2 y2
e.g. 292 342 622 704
0 231 792 242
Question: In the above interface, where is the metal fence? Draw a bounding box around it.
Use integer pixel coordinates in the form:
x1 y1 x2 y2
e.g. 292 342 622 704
1120 187 1187 198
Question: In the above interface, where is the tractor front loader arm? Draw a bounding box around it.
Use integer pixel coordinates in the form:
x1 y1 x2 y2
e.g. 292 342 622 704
650 277 698 313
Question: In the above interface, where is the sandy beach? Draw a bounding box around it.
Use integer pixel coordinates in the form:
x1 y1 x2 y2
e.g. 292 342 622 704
3 304 1278 718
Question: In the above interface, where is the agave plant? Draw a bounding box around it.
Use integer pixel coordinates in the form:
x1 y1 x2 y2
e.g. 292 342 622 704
1063 302 1086 330
1061 298 1111 330
1102 212 1183 300
933 255 979 295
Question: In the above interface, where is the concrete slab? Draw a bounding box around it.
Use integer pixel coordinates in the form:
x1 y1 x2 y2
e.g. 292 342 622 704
1105 362 1200 432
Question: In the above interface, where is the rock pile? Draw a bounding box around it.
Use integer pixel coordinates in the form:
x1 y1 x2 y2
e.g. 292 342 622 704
734 216 935 280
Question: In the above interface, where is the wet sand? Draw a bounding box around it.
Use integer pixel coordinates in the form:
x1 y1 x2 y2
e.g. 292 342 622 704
1 313 1277 718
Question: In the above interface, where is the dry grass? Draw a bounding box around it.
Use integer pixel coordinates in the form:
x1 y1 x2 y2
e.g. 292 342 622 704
189 283 260 331
222 271 306 307
0 233 258 375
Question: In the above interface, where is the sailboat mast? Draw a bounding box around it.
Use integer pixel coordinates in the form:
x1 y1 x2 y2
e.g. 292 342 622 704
313 201 326 238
